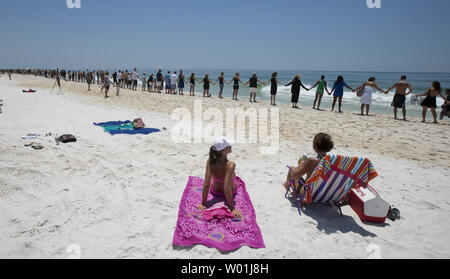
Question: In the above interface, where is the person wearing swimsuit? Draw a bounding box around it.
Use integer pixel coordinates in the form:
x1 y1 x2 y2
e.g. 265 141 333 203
354 77 387 116
198 138 243 219
229 73 243 101
416 81 446 123
189 73 198 96
178 70 185 96
309 75 329 110
216 72 227 99
264 72 285 106
200 74 216 97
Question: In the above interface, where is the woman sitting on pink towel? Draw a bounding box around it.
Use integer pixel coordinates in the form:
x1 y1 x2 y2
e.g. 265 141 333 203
198 138 243 219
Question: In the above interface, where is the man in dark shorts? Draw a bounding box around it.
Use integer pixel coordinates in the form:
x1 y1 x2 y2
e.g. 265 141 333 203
386 75 413 121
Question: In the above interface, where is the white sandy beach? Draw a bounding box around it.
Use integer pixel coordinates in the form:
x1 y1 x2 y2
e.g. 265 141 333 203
0 75 449 259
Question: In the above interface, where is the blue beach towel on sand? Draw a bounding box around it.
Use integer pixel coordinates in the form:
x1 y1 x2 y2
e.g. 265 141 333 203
108 128 160 136
93 121 160 136
94 121 132 127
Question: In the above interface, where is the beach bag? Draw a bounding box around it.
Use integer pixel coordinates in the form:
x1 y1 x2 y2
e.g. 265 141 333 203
356 86 365 97
349 186 390 223
59 134 77 143
132 118 145 129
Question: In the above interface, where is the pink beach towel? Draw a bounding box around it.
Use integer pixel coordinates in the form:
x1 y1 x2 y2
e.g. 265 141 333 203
173 176 266 251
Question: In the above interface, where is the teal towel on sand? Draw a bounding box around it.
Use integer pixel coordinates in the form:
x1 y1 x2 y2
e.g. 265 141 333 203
102 123 135 132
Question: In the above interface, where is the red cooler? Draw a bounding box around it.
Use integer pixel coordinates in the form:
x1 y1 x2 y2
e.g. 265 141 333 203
349 186 390 224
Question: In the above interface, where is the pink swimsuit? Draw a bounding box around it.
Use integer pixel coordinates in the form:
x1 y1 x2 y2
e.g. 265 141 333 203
210 175 238 197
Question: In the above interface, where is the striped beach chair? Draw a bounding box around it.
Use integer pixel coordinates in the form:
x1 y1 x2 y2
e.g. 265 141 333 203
285 155 378 216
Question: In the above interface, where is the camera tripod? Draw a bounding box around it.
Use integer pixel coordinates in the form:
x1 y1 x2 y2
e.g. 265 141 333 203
50 77 64 95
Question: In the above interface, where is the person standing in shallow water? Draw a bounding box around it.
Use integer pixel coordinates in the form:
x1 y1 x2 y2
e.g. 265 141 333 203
309 75 329 110
215 72 226 99
200 74 216 97
178 70 185 96
385 75 414 121
229 73 243 101
265 72 285 106
329 75 354 113
243 73 266 103
416 81 446 123
285 74 309 108
354 77 387 116
188 73 199 96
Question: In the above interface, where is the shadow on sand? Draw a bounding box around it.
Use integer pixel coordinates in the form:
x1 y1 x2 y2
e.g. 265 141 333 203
286 196 385 238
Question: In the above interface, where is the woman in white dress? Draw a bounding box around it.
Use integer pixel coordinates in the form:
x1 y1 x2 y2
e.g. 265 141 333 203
355 77 386 115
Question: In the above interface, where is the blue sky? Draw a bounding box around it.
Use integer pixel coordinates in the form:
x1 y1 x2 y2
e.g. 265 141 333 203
0 0 449 72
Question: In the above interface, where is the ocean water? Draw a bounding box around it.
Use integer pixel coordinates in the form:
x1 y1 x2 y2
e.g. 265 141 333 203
110 69 450 118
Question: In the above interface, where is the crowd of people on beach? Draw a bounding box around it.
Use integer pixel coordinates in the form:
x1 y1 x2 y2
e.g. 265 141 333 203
2 68 449 123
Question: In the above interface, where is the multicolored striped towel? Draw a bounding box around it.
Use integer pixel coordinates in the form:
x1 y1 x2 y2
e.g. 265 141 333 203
303 155 378 204
173 176 265 251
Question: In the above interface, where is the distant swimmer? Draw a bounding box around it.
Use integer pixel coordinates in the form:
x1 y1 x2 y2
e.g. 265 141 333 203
386 75 414 120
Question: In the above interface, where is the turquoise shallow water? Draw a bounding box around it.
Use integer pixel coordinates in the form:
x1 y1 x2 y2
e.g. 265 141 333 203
108 69 450 118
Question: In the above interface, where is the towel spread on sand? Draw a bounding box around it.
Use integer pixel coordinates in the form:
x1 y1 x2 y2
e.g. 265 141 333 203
107 128 160 136
93 121 160 136
94 121 132 127
173 176 265 251
303 155 378 204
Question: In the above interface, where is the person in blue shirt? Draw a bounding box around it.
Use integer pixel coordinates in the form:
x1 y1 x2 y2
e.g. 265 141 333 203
329 75 354 113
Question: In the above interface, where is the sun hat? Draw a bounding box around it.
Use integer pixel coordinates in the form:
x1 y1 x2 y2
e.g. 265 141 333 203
213 138 234 152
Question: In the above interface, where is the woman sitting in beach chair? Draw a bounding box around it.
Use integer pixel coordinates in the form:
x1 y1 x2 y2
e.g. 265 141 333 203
283 133 334 193
284 134 379 216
